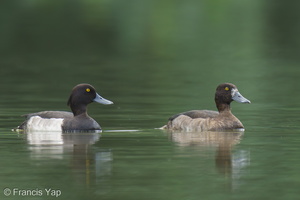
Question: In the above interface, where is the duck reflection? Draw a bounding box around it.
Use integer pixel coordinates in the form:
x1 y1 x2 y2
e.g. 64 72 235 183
26 131 101 159
168 130 250 189
23 131 112 187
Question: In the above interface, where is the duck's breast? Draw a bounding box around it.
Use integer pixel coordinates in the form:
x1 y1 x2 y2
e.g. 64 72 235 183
62 116 101 131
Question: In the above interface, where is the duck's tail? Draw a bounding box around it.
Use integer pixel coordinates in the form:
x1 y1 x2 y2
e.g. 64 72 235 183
157 125 168 130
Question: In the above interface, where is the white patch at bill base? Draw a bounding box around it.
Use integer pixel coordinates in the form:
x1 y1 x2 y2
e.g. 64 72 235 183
231 88 238 97
26 116 64 131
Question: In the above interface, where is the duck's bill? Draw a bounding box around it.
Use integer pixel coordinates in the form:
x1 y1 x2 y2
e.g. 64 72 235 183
94 93 114 105
232 90 251 104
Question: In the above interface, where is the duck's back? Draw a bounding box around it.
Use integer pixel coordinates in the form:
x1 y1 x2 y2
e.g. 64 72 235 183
169 110 219 121
23 111 74 119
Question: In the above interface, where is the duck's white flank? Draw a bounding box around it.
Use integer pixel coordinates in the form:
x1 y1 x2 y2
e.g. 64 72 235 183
26 116 64 131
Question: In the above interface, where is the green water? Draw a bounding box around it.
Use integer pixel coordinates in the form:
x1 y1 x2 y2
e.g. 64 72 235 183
1 1 300 200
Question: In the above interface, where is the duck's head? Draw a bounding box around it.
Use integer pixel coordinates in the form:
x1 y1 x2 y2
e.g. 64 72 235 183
67 83 113 115
215 83 250 111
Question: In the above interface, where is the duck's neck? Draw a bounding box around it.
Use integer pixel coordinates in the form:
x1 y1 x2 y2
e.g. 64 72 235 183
216 103 231 113
70 104 87 116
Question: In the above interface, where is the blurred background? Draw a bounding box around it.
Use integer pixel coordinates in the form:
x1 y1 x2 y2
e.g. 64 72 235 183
1 0 300 129
1 1 300 200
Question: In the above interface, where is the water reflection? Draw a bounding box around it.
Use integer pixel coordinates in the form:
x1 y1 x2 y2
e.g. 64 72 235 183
25 131 100 159
168 130 250 190
22 131 112 187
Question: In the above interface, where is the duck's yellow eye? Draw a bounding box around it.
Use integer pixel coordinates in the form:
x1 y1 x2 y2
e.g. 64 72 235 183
86 88 91 92
225 87 229 91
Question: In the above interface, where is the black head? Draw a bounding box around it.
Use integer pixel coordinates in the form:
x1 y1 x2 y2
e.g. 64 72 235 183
67 83 113 116
67 84 98 107
215 83 250 111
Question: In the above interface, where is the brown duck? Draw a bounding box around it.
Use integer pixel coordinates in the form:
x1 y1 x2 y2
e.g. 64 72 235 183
162 83 250 131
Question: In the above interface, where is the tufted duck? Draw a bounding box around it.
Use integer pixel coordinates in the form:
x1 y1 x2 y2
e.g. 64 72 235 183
17 83 113 132
161 83 250 131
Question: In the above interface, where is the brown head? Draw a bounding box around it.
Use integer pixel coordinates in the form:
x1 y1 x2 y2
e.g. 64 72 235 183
215 83 250 112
